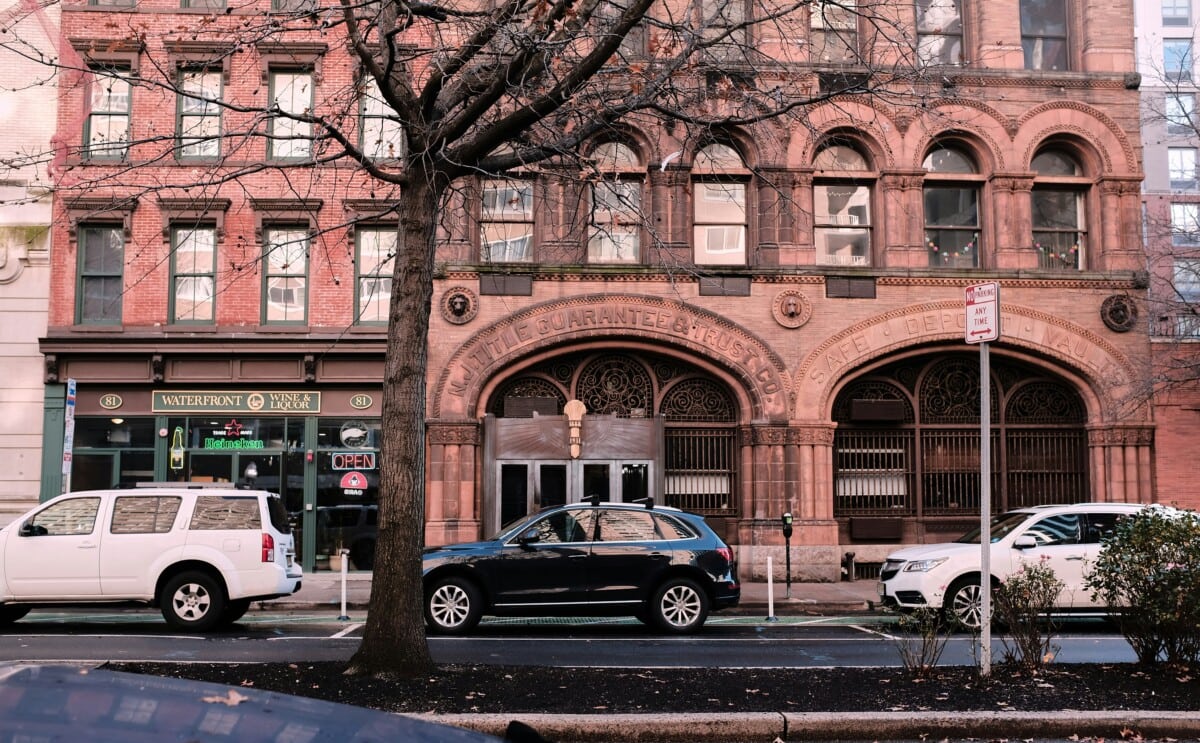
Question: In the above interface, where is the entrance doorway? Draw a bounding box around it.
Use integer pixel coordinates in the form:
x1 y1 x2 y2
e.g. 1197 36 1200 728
496 459 652 528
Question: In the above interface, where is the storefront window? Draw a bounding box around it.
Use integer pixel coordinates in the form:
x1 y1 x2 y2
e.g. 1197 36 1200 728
71 417 156 490
314 418 381 571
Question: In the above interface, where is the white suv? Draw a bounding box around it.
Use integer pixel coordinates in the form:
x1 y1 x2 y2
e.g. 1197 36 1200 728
0 485 302 631
878 502 1145 629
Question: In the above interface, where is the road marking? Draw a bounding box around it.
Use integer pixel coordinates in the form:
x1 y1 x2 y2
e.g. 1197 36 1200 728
331 623 363 638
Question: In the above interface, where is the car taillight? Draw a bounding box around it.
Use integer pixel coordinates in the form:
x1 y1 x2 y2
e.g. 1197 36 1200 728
262 533 275 563
716 546 733 564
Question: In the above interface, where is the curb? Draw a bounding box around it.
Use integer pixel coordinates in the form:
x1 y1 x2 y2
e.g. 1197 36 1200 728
416 711 1200 742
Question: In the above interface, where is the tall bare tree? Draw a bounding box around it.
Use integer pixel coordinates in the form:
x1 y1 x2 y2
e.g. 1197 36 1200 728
0 0 939 676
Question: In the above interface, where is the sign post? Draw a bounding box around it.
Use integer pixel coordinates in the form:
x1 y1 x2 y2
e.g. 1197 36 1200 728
965 282 999 677
61 378 77 494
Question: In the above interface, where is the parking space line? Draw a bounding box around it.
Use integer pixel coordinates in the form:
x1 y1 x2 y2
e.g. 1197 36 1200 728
331 623 363 638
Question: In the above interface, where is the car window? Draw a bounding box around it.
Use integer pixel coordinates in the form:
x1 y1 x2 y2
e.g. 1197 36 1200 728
596 509 658 542
111 496 182 534
653 513 696 540
266 495 292 534
1082 513 1125 543
189 496 261 530
1022 513 1081 546
522 510 594 543
955 511 1032 543
26 498 101 536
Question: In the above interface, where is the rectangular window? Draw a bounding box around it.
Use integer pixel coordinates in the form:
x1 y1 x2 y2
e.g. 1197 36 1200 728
170 225 216 323
77 225 124 325
481 179 534 262
1174 258 1200 301
1163 0 1191 26
356 227 395 324
915 0 962 66
700 0 748 63
360 78 404 160
924 186 979 267
181 0 227 8
693 182 746 265
597 0 646 62
178 69 221 159
1169 147 1198 189
1172 202 1200 244
272 0 318 10
86 66 131 159
189 496 261 530
589 180 641 263
1167 94 1196 135
1165 39 1193 82
1032 189 1084 269
810 0 857 63
111 496 182 534
1020 0 1068 71
263 226 309 323
815 184 871 266
269 70 313 160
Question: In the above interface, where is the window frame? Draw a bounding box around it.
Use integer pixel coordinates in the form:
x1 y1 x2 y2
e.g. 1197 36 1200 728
588 142 645 265
1030 149 1088 271
261 224 311 325
359 76 405 161
1019 0 1069 72
1165 38 1194 82
76 224 125 326
1169 147 1198 190
169 224 218 324
84 64 132 161
480 177 535 263
268 68 314 161
1171 202 1200 245
813 142 875 267
809 0 858 64
1167 93 1196 136
915 0 963 66
922 145 983 268
355 225 397 325
177 67 223 160
1163 0 1191 26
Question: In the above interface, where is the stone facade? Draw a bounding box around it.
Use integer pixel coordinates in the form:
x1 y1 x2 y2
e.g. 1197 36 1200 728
38 0 1161 579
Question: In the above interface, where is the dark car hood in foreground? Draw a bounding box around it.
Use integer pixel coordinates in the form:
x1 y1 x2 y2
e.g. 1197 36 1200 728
0 663 499 743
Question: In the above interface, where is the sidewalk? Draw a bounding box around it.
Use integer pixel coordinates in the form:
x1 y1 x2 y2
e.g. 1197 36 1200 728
271 571 880 615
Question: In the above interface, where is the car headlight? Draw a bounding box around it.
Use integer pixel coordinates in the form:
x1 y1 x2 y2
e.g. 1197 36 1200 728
902 557 948 572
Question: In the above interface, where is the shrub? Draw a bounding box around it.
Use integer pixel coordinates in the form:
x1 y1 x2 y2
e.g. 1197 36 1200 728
1084 506 1200 668
992 558 1062 673
888 606 954 678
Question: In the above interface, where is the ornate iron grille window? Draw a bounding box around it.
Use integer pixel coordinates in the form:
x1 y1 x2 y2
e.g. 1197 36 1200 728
833 355 1088 525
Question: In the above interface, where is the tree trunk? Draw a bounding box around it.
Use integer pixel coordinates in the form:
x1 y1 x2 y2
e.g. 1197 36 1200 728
346 171 442 677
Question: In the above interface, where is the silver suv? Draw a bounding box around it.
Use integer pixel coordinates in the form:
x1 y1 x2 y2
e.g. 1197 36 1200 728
0 484 302 631
878 502 1144 629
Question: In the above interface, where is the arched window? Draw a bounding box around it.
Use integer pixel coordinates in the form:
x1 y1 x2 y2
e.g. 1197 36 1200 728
923 144 982 268
692 143 749 266
1031 148 1087 270
588 142 643 264
814 142 874 266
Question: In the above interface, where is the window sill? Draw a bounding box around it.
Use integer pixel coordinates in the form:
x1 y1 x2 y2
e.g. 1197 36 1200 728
71 323 124 333
254 325 312 333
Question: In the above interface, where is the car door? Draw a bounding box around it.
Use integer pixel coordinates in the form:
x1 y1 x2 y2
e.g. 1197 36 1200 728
4 496 105 598
100 495 184 597
1013 512 1089 608
482 509 595 608
586 507 672 606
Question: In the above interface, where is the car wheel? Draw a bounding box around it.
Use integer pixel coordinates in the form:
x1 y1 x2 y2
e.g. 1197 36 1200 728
350 540 375 571
161 571 227 632
222 599 253 625
0 604 30 626
425 577 482 635
944 576 988 631
650 578 709 634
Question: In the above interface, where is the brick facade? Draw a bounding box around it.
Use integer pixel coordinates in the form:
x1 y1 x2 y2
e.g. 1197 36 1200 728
38 0 1166 579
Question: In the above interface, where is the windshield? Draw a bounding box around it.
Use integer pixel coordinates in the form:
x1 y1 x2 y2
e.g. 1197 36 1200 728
487 510 545 541
954 511 1032 544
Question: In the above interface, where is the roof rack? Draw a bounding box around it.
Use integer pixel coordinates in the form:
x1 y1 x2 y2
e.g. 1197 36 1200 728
131 481 253 490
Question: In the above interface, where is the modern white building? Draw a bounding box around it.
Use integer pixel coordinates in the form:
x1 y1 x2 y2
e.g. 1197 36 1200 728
0 0 56 524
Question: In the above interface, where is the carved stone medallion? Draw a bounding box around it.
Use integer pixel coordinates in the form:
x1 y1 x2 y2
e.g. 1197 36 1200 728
773 289 812 329
441 287 478 325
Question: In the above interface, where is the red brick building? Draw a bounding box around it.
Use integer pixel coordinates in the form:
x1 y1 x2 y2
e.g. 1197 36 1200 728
40 0 1159 579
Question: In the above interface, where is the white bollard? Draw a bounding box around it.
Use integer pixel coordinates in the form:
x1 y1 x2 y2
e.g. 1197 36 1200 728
338 548 351 621
766 555 778 622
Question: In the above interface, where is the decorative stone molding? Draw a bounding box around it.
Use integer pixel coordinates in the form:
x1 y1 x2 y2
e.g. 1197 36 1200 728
772 289 812 329
158 197 232 243
1087 426 1154 446
433 293 790 420
1100 295 1138 333
441 287 478 325
749 425 790 445
427 421 481 445
788 424 836 446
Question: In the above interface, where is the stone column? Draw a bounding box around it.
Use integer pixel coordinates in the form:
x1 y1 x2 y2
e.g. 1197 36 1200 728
425 420 481 545
1088 426 1155 503
879 172 925 268
991 174 1035 269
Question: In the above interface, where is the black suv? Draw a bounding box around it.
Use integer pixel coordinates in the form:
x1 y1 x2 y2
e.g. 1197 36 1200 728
422 501 739 634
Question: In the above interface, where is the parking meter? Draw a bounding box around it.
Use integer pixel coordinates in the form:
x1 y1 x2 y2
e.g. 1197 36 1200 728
781 512 793 596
